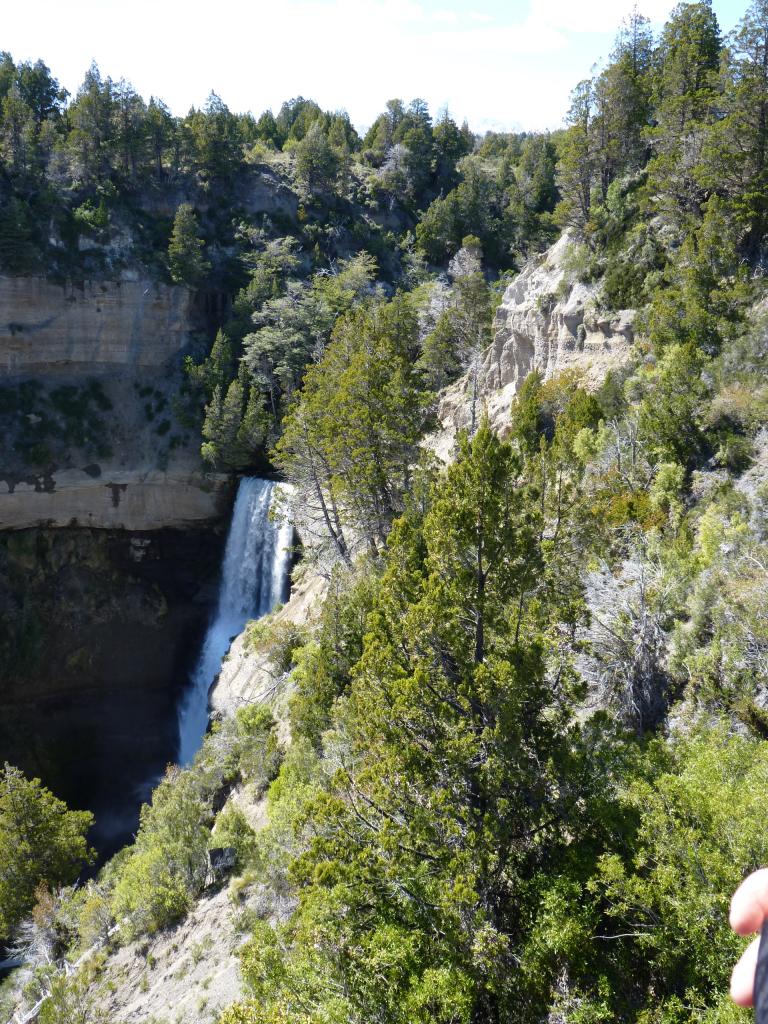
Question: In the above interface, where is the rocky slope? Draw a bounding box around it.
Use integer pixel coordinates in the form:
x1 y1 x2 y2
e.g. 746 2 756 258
0 567 325 1024
209 564 327 723
433 234 636 457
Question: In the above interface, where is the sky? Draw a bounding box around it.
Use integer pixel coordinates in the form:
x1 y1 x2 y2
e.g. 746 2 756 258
0 0 749 134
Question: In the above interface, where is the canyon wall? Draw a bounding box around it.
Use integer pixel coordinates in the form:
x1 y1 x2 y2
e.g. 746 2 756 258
0 275 193 376
0 525 226 851
0 270 232 531
0 269 230 848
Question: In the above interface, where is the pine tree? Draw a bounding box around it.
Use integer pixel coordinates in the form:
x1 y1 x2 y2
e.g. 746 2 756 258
592 10 654 192
0 84 36 173
168 203 210 286
67 62 116 182
186 329 234 397
699 0 768 249
294 121 340 192
274 296 428 564
236 385 269 457
0 763 93 941
555 79 596 236
647 1 721 216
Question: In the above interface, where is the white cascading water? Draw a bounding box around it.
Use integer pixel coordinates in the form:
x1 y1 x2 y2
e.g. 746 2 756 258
177 477 293 765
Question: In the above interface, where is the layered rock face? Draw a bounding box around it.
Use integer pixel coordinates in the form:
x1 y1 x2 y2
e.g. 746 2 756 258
0 467 230 531
0 271 231 530
0 275 193 376
434 234 636 455
0 270 230 847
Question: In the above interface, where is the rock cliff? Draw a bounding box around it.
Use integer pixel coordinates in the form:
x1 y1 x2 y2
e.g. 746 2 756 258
433 234 637 456
0 467 230 531
0 525 226 852
0 274 194 376
0 270 231 530
0 269 231 843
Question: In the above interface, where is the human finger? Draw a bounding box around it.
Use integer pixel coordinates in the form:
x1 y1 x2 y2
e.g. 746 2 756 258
731 934 760 1006
731 869 768 936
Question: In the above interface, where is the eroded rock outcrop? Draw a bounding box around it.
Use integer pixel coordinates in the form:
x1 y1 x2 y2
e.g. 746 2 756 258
210 564 327 725
434 234 637 456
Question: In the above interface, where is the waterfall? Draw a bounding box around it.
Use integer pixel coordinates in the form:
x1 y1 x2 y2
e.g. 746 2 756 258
177 477 292 765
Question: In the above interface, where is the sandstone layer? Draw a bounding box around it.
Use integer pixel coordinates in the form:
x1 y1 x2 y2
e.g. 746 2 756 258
0 274 193 376
0 468 231 531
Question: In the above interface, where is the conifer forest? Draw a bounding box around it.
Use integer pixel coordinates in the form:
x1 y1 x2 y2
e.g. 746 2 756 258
4 3 768 1022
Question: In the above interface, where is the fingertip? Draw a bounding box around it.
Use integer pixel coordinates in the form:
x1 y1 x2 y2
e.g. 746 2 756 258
731 869 768 935
731 970 755 1007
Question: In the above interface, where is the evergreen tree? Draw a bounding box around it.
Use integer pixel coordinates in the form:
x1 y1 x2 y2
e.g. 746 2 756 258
0 763 93 941
200 384 224 467
0 84 36 174
112 78 146 179
185 92 243 182
186 329 235 397
67 62 116 182
168 203 210 286
254 109 282 148
432 108 472 193
699 0 768 249
275 296 428 564
647 196 751 355
555 80 596 236
16 59 64 125
647 1 721 216
200 374 255 469
294 121 340 192
595 9 654 183
145 97 175 179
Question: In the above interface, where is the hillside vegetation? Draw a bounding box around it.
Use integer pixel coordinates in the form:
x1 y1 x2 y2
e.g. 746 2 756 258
5 1 768 1022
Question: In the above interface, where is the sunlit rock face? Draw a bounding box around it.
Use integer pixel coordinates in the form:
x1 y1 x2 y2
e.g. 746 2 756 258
0 467 231 531
432 234 636 458
0 275 192 375
0 271 236 531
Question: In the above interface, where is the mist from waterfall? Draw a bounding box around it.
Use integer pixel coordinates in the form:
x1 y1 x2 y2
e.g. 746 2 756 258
177 477 292 765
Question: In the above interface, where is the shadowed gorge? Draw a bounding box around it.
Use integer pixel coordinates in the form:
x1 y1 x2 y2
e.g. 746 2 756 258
0 525 226 852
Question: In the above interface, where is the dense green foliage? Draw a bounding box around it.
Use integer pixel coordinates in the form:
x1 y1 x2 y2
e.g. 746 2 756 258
0 47 564 475
201 5 768 1021
10 3 768 1022
0 764 93 942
